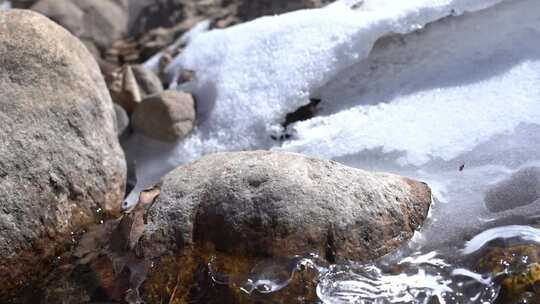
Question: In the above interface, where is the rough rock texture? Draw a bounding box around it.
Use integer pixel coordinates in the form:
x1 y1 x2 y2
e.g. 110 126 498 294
132 90 195 142
141 151 431 262
0 10 126 300
485 167 540 212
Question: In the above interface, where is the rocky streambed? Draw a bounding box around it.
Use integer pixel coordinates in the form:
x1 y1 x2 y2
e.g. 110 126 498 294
1 1 540 304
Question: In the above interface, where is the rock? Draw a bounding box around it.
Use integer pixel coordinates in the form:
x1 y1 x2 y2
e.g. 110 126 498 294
476 244 540 303
0 9 126 300
484 167 540 212
109 65 143 114
74 0 128 50
10 0 37 8
237 0 334 20
132 90 195 142
141 150 431 260
131 64 163 97
31 0 84 36
136 151 430 302
114 102 130 136
30 0 128 52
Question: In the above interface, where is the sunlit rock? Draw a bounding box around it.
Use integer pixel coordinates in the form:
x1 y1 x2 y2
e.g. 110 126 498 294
0 9 126 300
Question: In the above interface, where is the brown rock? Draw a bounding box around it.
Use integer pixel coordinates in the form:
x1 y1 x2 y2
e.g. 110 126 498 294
132 90 195 142
109 65 143 114
136 151 431 302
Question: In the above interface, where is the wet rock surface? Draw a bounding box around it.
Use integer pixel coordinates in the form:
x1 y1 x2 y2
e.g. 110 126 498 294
0 9 126 300
476 242 540 304
129 151 431 302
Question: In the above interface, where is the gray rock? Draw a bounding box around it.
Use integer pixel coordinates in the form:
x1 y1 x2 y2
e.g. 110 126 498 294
485 167 540 212
10 0 37 8
141 151 431 262
114 102 130 136
131 64 163 98
132 90 195 142
31 0 128 51
31 0 84 36
0 10 126 299
73 0 128 50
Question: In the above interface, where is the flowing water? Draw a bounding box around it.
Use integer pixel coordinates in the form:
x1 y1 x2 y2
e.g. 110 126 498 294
207 224 540 304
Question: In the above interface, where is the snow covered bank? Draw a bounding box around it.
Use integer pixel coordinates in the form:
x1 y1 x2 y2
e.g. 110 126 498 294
165 0 521 164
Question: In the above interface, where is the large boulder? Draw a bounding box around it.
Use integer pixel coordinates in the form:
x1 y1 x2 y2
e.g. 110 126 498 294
141 151 431 260
134 151 430 302
0 10 126 300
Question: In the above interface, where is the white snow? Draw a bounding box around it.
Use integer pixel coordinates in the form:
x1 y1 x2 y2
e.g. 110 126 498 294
163 0 539 168
284 0 540 167
131 0 540 245
0 1 11 10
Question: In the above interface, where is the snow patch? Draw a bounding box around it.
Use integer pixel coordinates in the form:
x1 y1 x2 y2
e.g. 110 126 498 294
163 0 530 166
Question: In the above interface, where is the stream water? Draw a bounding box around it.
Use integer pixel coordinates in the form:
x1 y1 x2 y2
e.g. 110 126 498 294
207 213 540 304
